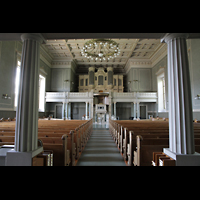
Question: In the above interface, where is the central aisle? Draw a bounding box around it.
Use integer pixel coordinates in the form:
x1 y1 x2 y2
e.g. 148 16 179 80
76 126 126 166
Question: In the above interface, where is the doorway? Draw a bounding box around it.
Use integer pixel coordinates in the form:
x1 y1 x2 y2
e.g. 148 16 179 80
140 105 147 119
55 104 62 119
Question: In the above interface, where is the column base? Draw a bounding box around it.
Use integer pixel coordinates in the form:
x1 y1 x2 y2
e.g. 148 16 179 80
164 148 200 166
5 146 43 166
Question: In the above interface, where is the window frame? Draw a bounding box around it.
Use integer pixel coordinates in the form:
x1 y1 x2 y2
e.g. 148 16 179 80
38 74 46 112
156 68 166 112
14 60 21 109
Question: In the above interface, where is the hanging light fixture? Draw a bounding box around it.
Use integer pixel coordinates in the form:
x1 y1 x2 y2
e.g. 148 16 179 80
81 39 120 62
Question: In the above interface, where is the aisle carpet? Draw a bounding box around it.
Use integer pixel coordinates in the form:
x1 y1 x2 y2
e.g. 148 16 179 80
76 126 126 166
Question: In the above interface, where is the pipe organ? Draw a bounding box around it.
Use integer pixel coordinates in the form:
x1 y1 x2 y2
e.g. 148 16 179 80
79 67 124 93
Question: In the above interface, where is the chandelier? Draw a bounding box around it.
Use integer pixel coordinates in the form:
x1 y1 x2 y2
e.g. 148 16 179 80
81 39 120 61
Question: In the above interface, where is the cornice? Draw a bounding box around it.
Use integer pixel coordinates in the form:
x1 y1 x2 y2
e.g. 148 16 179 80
150 43 167 67
40 45 53 67
124 58 152 74
51 61 72 68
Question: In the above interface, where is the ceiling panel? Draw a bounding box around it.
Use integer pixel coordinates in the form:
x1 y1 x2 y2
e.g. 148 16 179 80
43 38 165 74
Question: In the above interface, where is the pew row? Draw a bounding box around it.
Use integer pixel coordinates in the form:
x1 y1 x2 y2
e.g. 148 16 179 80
109 119 200 166
0 119 93 166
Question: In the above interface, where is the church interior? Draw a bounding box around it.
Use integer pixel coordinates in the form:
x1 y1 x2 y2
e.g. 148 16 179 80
0 33 200 166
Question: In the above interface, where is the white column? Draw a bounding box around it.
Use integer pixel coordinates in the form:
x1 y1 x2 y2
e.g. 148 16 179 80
109 92 113 119
85 102 88 119
62 102 65 120
91 99 93 120
89 102 92 119
15 33 44 152
156 102 158 117
114 102 117 119
134 102 136 120
65 102 68 119
162 33 200 166
137 102 140 119
68 102 71 120
6 33 44 165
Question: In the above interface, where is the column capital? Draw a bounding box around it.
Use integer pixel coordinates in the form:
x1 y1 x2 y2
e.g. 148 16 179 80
21 33 45 44
161 33 189 43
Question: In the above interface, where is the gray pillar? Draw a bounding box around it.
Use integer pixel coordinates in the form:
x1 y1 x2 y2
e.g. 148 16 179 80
65 102 68 119
89 103 91 119
162 33 200 165
62 102 65 119
137 102 140 119
68 102 71 120
133 102 136 120
131 103 133 118
114 102 116 118
156 102 158 117
85 102 88 119
6 33 44 166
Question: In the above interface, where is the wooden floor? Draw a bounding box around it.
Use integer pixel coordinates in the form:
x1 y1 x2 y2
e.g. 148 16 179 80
76 123 126 166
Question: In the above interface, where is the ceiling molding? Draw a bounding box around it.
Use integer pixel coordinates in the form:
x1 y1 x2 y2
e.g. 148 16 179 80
150 43 167 67
51 61 72 68
125 58 152 74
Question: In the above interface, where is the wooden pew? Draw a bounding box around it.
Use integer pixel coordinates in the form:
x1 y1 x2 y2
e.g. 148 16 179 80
133 135 169 166
0 119 93 166
134 135 200 166
32 150 53 166
109 119 200 166
152 152 175 166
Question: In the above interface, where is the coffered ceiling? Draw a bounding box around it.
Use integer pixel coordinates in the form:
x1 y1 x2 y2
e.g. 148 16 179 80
43 38 165 74
1 32 199 74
